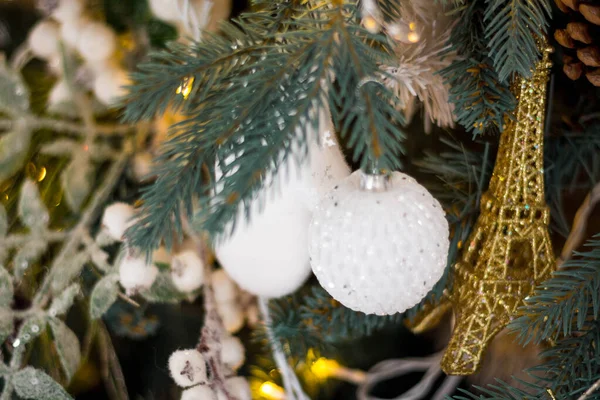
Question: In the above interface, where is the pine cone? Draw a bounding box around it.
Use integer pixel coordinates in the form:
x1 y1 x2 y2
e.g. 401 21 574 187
555 0 600 86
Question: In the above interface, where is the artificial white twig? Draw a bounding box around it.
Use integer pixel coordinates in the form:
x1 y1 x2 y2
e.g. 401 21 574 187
558 180 600 268
259 298 310 400
577 377 600 400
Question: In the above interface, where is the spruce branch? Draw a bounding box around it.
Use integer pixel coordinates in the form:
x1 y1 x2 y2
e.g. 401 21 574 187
509 236 600 345
484 0 551 82
124 1 406 253
441 0 515 134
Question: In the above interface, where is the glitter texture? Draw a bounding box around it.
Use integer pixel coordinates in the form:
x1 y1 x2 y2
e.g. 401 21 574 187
308 170 449 315
439 40 556 375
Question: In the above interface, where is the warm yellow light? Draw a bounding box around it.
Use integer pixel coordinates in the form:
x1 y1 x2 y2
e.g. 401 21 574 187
409 22 417 30
176 76 195 100
362 16 380 34
407 31 420 43
259 381 285 400
37 167 46 182
311 358 340 380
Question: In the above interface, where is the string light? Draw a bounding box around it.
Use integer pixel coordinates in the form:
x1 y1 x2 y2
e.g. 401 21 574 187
259 381 285 400
362 15 381 34
311 358 340 380
176 76 195 99
37 167 46 182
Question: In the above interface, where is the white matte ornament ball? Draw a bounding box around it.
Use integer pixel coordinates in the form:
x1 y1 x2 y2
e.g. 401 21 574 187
214 107 350 298
28 20 60 59
77 22 116 62
309 171 449 315
220 335 245 371
119 255 159 294
171 250 204 293
101 202 135 240
93 67 130 106
168 349 207 388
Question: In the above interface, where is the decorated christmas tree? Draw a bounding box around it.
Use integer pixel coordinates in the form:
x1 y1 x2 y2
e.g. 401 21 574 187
1 0 600 399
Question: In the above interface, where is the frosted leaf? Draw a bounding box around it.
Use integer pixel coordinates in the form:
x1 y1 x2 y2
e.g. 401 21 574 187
40 139 78 156
139 272 186 304
18 315 47 345
0 58 30 113
90 274 119 319
50 251 89 294
0 264 13 306
0 127 32 184
0 308 14 343
48 284 80 317
61 154 94 211
13 367 72 400
18 180 49 230
0 204 7 237
14 241 47 279
49 318 81 382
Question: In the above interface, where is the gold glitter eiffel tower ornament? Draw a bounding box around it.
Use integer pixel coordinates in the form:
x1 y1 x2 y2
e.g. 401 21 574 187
439 40 556 375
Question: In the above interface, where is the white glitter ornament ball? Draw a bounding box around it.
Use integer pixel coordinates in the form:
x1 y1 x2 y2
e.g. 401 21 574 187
214 107 349 298
308 170 449 315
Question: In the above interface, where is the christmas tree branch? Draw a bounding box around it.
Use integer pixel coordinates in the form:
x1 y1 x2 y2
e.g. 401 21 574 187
125 1 405 253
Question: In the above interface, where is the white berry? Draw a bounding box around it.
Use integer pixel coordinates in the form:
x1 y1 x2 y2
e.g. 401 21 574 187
309 170 450 315
171 250 205 293
221 335 245 371
28 20 60 59
148 0 182 23
101 202 135 241
211 269 237 303
217 302 244 334
180 384 212 400
118 255 158 294
53 0 84 23
225 377 251 400
132 152 154 182
93 67 130 106
168 349 207 388
77 22 117 62
60 15 90 49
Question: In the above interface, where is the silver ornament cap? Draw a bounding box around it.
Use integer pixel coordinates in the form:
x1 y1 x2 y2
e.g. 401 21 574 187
308 170 450 315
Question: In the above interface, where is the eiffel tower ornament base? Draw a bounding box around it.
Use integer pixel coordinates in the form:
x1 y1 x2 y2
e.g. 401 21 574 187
439 40 556 375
